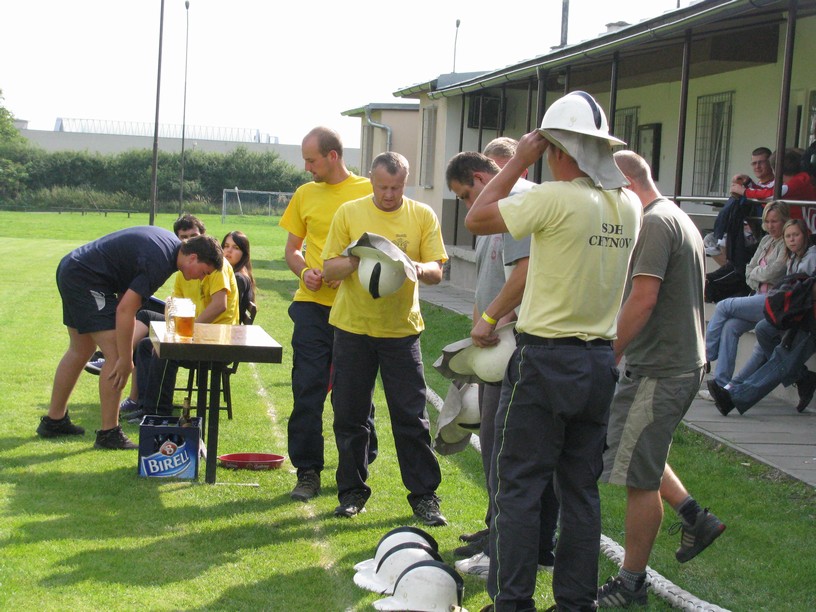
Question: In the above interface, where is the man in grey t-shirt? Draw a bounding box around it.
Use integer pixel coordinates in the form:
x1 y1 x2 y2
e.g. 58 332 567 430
598 152 726 608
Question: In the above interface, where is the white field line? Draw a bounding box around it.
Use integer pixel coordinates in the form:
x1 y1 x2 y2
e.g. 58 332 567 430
249 364 337 571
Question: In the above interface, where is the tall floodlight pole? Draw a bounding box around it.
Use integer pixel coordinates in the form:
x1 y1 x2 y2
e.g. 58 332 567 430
560 0 569 48
453 19 461 72
178 0 190 218
149 0 166 225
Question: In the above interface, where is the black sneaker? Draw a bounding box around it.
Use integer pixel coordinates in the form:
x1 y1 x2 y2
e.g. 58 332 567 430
538 548 555 573
37 413 85 437
413 494 447 527
459 527 489 543
597 576 648 608
454 538 486 557
334 491 368 518
290 469 321 502
454 528 488 556
795 370 816 412
707 379 735 416
94 426 138 450
670 507 726 563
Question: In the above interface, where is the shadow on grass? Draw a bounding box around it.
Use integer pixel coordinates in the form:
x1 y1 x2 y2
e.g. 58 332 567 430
251 259 289 271
185 516 476 611
254 276 296 304
34 500 418 597
0 441 95 467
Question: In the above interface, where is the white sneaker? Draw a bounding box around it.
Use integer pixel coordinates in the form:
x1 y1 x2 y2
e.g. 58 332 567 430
697 388 714 401
454 551 489 578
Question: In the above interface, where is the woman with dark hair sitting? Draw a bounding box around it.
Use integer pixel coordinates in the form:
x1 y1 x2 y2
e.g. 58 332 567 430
222 230 255 323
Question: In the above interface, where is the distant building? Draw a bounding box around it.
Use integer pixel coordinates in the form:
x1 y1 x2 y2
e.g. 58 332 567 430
14 118 360 170
341 102 419 189
359 0 816 291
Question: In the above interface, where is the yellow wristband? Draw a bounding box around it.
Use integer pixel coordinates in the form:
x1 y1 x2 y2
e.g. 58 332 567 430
300 267 309 282
481 311 497 325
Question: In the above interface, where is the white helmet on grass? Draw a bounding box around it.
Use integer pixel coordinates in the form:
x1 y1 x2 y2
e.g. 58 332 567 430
354 526 438 574
373 560 467 611
354 541 442 594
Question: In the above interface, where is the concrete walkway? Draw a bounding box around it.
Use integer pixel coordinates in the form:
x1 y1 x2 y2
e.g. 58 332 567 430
420 281 816 488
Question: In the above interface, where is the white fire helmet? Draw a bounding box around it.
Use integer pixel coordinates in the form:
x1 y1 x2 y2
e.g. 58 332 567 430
354 526 439 574
445 322 517 384
373 560 467 611
437 383 480 445
343 232 418 300
453 383 481 432
539 90 625 145
354 541 442 594
358 255 407 299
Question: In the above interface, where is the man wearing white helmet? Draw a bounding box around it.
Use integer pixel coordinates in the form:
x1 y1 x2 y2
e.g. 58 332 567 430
323 151 448 526
445 148 559 580
466 91 641 612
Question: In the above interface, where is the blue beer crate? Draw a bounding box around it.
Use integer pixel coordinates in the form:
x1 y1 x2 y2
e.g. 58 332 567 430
138 415 203 479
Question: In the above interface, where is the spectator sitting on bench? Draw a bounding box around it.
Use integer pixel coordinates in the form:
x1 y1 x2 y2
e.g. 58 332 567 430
704 147 774 259
705 202 790 394
730 148 816 224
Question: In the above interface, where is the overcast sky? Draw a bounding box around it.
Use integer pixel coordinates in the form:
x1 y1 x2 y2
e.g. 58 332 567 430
1 0 689 147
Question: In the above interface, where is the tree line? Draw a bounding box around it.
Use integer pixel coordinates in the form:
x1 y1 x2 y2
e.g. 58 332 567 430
0 91 310 214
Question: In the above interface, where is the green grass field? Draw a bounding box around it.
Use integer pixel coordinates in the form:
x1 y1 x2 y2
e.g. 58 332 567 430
0 211 814 611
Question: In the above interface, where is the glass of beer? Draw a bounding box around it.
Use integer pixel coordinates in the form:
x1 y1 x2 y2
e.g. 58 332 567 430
174 298 196 339
164 296 176 336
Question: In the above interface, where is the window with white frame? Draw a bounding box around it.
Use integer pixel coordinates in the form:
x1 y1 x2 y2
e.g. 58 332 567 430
613 107 639 149
693 92 734 196
419 106 437 188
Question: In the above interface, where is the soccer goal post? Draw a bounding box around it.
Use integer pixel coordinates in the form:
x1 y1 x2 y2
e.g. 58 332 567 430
221 188 294 222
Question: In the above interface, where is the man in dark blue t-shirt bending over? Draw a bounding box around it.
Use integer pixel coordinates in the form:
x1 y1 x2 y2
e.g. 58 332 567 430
37 226 223 450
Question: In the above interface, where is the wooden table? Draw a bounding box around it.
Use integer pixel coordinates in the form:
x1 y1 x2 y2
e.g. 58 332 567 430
149 321 283 483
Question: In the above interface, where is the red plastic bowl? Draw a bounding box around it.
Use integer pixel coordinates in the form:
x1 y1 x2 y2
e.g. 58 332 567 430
218 452 285 470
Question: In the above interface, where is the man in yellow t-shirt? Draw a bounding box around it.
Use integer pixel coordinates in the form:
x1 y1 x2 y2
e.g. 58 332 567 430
279 126 376 502
173 260 240 325
323 151 448 526
134 258 239 419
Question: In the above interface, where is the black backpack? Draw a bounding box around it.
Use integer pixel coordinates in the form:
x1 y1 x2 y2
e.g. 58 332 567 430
763 273 816 330
704 262 751 303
